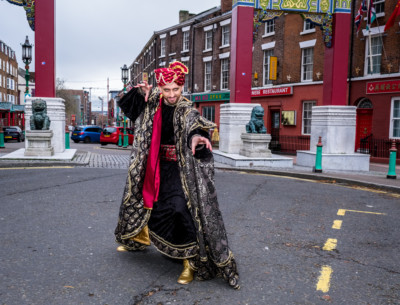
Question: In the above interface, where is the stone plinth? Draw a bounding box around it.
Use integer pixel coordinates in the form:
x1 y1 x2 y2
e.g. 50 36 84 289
24 130 54 156
296 105 370 171
309 106 357 154
25 97 66 153
239 133 272 158
219 103 260 154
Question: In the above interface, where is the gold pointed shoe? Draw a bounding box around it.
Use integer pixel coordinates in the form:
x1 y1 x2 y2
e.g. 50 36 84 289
131 225 151 246
116 245 129 252
177 259 194 285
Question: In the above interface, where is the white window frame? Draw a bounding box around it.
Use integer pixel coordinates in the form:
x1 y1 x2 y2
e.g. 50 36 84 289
302 101 316 135
264 19 275 36
364 35 383 76
301 19 316 35
181 61 189 93
204 30 213 51
221 25 230 47
160 38 166 57
182 31 190 52
220 58 230 90
301 47 314 82
375 0 385 16
390 97 400 139
204 62 212 91
263 49 274 86
202 106 215 122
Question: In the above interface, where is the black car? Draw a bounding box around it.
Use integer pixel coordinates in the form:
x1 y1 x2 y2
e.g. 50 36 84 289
2 126 25 142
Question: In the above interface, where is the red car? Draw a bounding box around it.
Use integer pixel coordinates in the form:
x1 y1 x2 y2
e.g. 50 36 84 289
100 126 134 146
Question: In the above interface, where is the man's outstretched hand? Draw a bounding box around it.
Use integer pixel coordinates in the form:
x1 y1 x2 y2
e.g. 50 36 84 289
134 81 153 102
191 136 212 156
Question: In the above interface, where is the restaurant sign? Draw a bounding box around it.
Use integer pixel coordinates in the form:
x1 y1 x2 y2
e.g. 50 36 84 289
251 86 293 97
192 92 230 102
366 79 400 94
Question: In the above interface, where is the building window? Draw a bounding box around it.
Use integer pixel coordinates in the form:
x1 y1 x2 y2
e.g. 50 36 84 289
302 101 316 135
301 47 314 82
204 62 212 91
265 19 275 35
303 20 315 31
160 38 166 57
220 58 229 90
221 25 230 46
263 49 274 86
202 106 215 122
390 98 400 138
375 0 385 14
183 31 189 52
182 61 189 93
365 36 382 75
205 31 212 51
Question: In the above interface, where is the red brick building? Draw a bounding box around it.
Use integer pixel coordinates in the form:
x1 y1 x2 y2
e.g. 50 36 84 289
129 0 400 159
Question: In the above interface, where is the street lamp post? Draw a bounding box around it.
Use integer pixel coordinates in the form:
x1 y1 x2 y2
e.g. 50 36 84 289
22 36 32 96
121 64 129 148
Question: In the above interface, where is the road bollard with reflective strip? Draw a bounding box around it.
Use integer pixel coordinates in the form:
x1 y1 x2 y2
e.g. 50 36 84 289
314 136 322 173
387 140 397 179
0 130 5 149
65 130 70 149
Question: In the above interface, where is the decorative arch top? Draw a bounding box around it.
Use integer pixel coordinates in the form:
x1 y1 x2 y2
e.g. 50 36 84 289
6 0 35 31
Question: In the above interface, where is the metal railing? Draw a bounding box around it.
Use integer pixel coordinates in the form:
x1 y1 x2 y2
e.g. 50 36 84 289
359 135 400 159
270 135 310 155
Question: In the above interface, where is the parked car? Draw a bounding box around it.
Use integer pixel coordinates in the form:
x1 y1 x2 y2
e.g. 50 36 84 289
71 125 102 143
100 126 134 146
2 126 25 142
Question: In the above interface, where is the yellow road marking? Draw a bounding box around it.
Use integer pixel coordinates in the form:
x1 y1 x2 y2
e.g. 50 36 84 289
323 238 337 251
0 166 74 170
332 220 342 230
337 209 386 216
316 265 333 293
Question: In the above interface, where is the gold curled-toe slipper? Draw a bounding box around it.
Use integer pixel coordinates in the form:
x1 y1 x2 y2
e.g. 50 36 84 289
177 259 194 285
131 225 151 246
116 245 129 252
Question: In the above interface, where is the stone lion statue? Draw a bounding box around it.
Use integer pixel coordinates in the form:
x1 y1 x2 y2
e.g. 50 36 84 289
246 106 267 134
30 99 51 130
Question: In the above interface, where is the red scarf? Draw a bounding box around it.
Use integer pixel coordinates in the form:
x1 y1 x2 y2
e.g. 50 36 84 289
142 97 162 209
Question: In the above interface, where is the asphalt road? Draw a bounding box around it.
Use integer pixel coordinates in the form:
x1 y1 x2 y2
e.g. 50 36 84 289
0 167 399 305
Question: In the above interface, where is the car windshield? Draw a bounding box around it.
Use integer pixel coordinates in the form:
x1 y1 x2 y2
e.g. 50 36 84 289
4 128 17 131
104 127 116 133
74 127 83 131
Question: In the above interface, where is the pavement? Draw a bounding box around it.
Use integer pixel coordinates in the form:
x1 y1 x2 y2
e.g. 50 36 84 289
0 144 399 193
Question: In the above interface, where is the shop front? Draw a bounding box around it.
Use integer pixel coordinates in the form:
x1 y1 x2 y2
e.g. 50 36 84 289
0 102 25 129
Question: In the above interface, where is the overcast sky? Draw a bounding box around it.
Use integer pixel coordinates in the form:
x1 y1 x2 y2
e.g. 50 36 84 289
0 0 220 110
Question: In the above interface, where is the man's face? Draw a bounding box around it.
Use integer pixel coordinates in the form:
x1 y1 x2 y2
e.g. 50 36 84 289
159 82 183 105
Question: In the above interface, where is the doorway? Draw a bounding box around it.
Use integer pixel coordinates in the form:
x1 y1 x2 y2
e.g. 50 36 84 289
355 98 373 152
270 110 280 151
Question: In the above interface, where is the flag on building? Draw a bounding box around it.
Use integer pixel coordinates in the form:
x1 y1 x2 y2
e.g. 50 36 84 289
366 0 376 30
384 0 400 31
355 0 367 33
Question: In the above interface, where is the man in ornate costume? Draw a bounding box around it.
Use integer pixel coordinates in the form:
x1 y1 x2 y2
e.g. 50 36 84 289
114 62 239 289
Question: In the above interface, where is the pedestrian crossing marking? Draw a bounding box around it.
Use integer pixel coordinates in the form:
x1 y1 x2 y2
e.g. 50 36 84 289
337 209 386 216
316 265 333 293
322 238 337 251
332 220 342 229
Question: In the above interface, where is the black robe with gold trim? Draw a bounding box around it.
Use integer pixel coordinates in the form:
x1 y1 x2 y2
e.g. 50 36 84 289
114 87 239 289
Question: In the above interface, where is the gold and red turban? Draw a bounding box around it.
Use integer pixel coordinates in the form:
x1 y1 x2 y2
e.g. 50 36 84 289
155 61 189 86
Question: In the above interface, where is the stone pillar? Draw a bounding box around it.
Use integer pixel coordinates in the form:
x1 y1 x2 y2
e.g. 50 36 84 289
219 103 260 154
309 106 356 154
296 106 370 171
25 97 66 153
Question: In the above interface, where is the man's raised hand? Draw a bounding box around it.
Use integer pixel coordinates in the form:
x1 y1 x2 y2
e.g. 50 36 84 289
134 81 153 102
191 136 213 156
